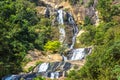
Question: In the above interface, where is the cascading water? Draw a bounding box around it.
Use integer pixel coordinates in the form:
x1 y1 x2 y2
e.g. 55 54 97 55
50 72 59 79
64 48 91 61
68 14 78 49
2 73 37 80
2 75 21 80
59 27 66 43
57 9 66 43
57 9 64 25
70 48 85 60
33 62 71 79
38 63 49 72
59 11 91 61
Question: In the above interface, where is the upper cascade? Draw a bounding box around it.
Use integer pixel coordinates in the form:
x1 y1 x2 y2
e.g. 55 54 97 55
57 9 64 25
52 6 79 49
36 0 99 25
56 8 66 43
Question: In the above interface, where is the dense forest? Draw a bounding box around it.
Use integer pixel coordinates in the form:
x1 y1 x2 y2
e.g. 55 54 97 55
0 0 120 80
0 0 53 78
66 0 120 80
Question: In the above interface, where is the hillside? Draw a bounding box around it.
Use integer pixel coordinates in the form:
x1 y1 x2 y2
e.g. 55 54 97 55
0 0 120 80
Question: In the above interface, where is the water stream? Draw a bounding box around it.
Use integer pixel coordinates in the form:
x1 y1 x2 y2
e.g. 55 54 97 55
38 63 49 72
67 13 79 49
57 9 66 43
33 62 71 79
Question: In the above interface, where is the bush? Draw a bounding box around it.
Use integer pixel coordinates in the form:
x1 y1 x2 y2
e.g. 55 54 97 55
44 41 61 53
67 20 120 80
34 76 45 80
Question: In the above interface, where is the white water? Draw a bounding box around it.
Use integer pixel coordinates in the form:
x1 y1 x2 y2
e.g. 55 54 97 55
62 55 67 61
50 72 59 79
71 48 85 60
59 26 65 43
70 35 76 49
68 13 79 49
38 63 49 72
4 75 16 80
57 9 64 25
57 9 66 43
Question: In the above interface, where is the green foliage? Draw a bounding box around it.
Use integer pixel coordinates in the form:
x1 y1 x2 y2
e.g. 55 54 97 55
87 0 94 7
84 16 92 26
67 0 120 79
113 65 120 80
44 41 61 53
32 24 52 50
79 25 96 45
0 0 119 79
0 0 52 78
97 0 112 22
79 22 120 46
35 61 43 66
97 0 120 22
28 66 34 72
66 42 120 80
34 76 45 80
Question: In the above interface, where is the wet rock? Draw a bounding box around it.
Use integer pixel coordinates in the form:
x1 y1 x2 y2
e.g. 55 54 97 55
26 49 43 60
33 62 71 79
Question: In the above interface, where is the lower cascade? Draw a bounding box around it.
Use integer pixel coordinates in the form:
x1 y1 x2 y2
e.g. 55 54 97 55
33 62 71 78
63 48 92 61
2 6 92 80
38 63 49 72
70 48 89 60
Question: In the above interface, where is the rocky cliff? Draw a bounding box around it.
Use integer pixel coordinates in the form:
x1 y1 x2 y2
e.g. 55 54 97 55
35 0 98 25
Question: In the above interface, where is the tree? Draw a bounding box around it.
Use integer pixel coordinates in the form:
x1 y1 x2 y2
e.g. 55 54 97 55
0 0 39 78
44 41 61 53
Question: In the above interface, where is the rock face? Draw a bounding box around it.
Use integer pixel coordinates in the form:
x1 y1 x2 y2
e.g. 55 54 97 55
36 0 98 25
26 49 43 60
47 54 63 62
24 52 63 72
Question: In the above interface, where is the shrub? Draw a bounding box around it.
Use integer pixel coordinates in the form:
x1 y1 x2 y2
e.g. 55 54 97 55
44 41 61 53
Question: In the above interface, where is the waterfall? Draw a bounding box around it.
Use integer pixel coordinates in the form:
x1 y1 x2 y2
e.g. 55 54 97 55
57 9 66 43
56 10 91 61
2 73 37 80
66 48 91 61
50 72 59 79
38 63 49 72
32 62 71 79
56 9 79 49
57 9 64 25
70 48 85 60
62 55 67 61
2 75 19 80
66 12 79 49
59 27 65 43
